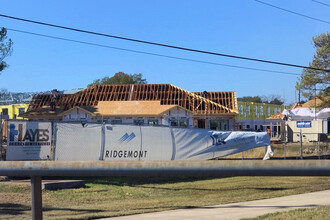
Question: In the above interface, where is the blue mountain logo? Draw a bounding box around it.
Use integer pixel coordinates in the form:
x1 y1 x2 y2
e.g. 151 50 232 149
119 133 136 143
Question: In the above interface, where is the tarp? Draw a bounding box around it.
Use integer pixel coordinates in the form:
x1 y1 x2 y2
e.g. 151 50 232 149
55 123 271 161
6 121 52 161
282 108 330 120
316 108 330 120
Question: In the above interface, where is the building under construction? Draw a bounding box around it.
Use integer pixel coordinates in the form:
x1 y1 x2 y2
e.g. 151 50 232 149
22 84 238 130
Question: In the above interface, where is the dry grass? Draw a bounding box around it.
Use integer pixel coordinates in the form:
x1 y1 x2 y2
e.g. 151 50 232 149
245 205 330 220
0 176 330 219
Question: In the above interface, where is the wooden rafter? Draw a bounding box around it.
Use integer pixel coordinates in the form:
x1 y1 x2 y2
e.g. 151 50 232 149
27 84 237 115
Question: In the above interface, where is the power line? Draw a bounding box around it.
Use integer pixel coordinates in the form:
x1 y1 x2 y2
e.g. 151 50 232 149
0 13 329 73
7 28 300 76
312 0 330 7
255 0 330 25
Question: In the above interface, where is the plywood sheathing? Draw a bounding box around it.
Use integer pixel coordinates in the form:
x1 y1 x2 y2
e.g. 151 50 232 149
27 84 237 116
93 101 181 116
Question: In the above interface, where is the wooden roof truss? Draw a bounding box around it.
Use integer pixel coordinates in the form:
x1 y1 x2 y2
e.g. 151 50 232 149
27 84 238 115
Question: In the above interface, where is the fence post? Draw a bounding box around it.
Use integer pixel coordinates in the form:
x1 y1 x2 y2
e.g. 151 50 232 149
31 176 43 220
284 138 286 160
300 129 303 160
318 133 320 160
284 130 286 160
52 122 57 161
0 117 2 161
99 123 105 160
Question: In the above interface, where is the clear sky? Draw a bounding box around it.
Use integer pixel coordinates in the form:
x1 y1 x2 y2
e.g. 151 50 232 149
0 0 329 105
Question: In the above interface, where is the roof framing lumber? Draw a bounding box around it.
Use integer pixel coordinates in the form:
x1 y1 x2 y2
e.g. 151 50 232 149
27 84 238 115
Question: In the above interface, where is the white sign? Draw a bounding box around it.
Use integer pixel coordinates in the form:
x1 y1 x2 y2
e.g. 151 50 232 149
6 121 52 161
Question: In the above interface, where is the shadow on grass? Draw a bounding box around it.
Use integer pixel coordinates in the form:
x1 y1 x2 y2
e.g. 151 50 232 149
43 206 103 213
0 203 30 215
0 203 104 215
46 176 229 186
44 176 291 192
128 185 289 192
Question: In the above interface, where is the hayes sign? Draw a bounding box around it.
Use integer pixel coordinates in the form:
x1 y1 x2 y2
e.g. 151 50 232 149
9 123 50 145
6 121 52 161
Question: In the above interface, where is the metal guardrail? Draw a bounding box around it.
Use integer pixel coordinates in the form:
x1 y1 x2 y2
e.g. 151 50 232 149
1 160 330 220
1 160 330 177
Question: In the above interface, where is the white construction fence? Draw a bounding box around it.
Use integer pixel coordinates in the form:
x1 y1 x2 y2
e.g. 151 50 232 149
4 121 272 161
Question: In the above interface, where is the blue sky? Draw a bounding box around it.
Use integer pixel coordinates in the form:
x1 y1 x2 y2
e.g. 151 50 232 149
0 0 329 104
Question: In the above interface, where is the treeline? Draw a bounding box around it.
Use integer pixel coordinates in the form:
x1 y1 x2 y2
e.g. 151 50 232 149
237 95 284 105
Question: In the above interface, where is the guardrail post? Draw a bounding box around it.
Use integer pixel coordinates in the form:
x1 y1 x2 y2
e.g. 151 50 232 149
31 176 42 220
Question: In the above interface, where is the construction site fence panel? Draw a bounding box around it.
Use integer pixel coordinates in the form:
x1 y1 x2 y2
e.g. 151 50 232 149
290 132 329 159
54 123 103 161
54 122 271 161
272 131 329 160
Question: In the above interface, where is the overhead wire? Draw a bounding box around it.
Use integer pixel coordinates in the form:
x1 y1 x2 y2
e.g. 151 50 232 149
312 0 330 7
7 28 300 76
0 13 329 73
255 0 330 25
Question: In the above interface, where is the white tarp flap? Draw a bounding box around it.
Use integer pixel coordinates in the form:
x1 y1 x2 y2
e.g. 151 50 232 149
55 123 102 161
316 108 330 120
6 121 52 161
172 128 216 160
282 108 330 120
173 130 270 160
263 145 274 160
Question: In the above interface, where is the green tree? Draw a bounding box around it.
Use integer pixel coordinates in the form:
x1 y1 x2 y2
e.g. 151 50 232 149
269 97 283 105
238 95 284 105
296 32 330 107
0 27 13 73
88 72 147 87
237 96 263 103
263 95 284 105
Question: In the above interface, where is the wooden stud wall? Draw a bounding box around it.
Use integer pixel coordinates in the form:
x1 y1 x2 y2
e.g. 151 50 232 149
28 84 237 115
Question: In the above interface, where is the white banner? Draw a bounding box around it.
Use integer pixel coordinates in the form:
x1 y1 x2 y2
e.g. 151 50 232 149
6 121 52 161
54 123 271 161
